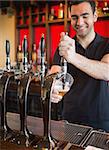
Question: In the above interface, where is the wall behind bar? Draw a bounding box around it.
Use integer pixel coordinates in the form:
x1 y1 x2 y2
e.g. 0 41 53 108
0 12 16 68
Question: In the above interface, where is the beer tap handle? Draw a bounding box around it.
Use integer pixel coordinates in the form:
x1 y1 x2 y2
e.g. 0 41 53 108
6 40 11 71
41 34 45 58
6 40 10 56
40 33 45 87
23 35 28 55
22 35 28 73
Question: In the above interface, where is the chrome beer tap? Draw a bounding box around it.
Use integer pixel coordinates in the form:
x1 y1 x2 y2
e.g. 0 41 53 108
33 34 57 149
61 32 68 75
22 35 28 73
9 36 38 147
60 32 68 89
0 40 16 140
10 72 37 147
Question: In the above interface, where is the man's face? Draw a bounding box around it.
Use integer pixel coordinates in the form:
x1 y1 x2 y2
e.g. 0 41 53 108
70 2 97 37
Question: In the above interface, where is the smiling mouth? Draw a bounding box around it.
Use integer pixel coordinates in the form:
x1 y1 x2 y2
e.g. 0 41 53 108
77 26 88 33
77 28 84 32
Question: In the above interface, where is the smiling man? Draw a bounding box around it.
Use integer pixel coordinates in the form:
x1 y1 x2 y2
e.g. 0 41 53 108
50 0 109 132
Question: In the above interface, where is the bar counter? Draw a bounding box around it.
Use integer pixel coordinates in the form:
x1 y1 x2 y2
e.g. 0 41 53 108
0 112 85 150
1 74 109 150
1 113 109 149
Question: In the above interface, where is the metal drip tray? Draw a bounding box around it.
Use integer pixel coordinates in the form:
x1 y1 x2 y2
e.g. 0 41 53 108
82 130 109 150
7 113 92 147
51 121 92 146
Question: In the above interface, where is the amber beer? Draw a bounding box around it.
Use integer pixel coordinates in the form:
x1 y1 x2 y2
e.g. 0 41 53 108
58 88 69 97
57 84 70 97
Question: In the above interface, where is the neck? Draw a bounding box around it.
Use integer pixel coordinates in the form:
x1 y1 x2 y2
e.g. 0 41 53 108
77 30 96 49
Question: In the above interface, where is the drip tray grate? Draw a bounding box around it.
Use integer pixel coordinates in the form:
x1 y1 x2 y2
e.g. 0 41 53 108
82 131 109 150
51 121 92 146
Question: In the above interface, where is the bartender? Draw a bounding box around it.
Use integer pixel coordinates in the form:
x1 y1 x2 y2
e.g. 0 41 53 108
50 0 109 132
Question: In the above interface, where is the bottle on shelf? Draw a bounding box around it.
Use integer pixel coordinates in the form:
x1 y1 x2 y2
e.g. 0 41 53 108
32 43 37 65
37 42 41 66
29 43 37 73
102 1 109 16
42 15 45 22
96 0 104 17
58 3 64 19
17 44 23 62
49 8 55 21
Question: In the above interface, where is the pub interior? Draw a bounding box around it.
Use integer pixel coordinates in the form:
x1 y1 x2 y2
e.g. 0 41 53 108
0 0 109 150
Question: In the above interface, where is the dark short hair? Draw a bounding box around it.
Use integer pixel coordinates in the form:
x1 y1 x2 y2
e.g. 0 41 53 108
69 0 96 14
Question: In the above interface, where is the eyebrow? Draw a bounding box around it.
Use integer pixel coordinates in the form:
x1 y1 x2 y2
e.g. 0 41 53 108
71 13 89 18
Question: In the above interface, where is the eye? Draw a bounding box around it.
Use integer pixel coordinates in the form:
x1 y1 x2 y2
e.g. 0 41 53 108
83 16 88 19
71 16 78 21
82 14 89 19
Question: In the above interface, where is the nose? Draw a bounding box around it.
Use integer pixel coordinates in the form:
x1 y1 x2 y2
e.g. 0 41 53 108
76 17 84 26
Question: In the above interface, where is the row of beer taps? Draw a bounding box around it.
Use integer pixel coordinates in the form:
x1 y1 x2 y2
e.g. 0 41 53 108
0 33 68 149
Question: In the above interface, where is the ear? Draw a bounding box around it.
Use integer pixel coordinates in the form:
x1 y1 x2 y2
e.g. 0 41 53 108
94 8 98 23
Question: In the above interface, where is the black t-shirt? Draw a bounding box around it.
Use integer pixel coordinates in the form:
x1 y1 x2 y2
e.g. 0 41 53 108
53 33 109 129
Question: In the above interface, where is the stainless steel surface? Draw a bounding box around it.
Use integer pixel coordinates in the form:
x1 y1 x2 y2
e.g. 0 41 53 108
7 112 92 147
82 130 109 150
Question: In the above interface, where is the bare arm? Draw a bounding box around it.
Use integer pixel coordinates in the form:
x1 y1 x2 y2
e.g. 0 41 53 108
59 33 109 81
70 53 109 81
